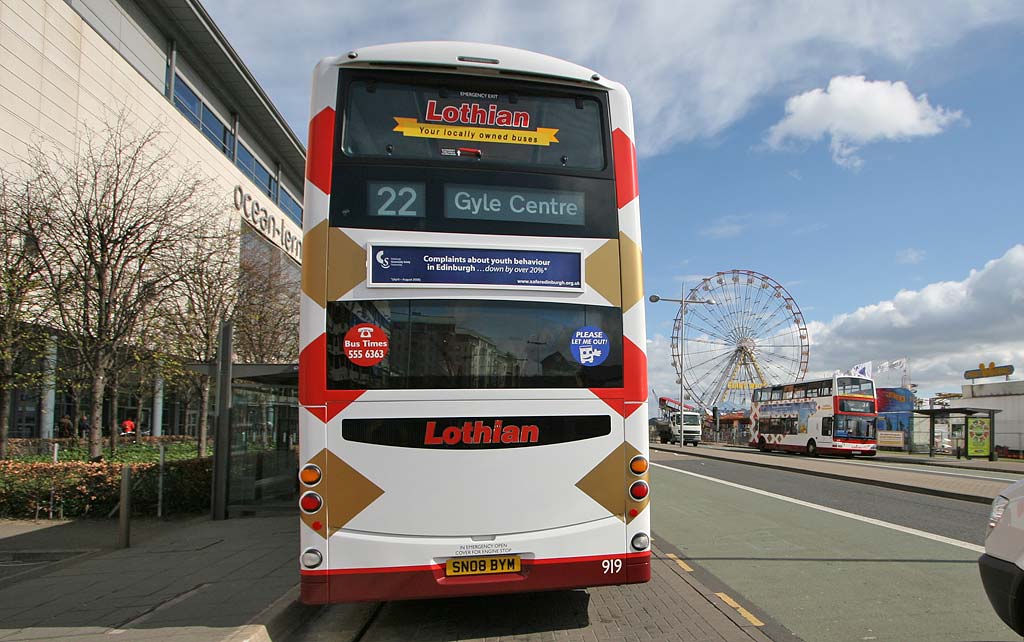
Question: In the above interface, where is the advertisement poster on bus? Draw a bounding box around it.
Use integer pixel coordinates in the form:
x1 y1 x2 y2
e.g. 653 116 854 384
369 244 583 291
967 417 992 457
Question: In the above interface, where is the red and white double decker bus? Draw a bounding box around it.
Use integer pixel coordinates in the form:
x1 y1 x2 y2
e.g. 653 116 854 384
297 42 650 603
749 375 878 457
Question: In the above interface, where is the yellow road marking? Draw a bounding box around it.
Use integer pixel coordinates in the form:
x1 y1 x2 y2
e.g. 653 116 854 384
664 552 693 572
715 592 765 627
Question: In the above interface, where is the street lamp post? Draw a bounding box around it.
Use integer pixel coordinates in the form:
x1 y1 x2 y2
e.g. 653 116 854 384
650 285 715 444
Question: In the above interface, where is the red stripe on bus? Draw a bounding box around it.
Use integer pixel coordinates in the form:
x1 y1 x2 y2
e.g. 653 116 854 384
612 128 639 209
305 407 328 423
303 563 444 576
528 551 650 565
622 337 647 412
299 333 366 420
306 107 335 195
298 334 328 406
300 552 651 603
588 389 625 417
589 337 646 417
300 550 651 577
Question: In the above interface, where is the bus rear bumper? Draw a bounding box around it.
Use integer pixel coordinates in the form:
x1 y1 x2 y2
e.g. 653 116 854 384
300 551 650 604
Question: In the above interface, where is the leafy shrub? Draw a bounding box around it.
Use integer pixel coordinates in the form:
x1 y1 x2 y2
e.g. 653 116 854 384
0 458 212 518
8 438 210 463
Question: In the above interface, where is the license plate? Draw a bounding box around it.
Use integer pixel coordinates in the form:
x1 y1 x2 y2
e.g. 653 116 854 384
446 555 521 577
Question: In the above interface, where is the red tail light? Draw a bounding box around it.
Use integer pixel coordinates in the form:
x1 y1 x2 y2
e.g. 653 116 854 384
629 481 649 501
300 492 323 513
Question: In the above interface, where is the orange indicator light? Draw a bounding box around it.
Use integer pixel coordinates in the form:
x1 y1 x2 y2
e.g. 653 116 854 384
629 456 649 475
299 465 322 486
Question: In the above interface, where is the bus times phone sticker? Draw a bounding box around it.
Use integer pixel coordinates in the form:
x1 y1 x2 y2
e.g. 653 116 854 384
343 323 389 367
570 327 610 367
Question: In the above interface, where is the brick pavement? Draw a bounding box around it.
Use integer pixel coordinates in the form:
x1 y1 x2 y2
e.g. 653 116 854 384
650 443 1010 502
0 514 319 642
1 513 780 642
341 545 774 642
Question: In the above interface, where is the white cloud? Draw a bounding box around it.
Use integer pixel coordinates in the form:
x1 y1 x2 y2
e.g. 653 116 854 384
203 1 1022 157
697 213 789 240
698 215 748 239
646 333 683 412
765 75 964 168
807 245 1024 395
793 222 827 235
896 248 926 264
646 246 1024 406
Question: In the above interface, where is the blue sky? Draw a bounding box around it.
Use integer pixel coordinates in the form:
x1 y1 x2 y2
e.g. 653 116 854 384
204 0 1024 403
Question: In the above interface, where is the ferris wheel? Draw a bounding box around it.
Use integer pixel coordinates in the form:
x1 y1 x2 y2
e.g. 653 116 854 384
671 270 809 411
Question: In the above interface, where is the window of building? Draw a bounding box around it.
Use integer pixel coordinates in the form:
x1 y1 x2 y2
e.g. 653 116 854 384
279 188 303 225
236 143 276 199
173 74 234 157
173 77 201 127
201 108 233 156
171 74 301 223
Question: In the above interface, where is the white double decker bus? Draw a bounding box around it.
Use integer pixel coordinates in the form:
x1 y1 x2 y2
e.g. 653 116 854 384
297 42 650 603
750 375 878 457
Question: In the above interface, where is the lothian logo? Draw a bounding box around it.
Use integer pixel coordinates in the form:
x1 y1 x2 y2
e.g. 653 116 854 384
424 420 539 445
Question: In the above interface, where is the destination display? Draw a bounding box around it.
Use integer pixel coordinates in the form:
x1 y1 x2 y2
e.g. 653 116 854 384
367 181 425 218
368 244 582 291
445 185 585 226
839 399 875 413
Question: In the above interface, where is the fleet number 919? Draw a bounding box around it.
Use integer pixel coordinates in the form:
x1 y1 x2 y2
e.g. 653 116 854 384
602 559 622 574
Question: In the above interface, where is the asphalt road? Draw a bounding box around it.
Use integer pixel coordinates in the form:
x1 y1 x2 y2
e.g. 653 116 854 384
288 452 1021 642
651 452 1021 642
655 451 994 545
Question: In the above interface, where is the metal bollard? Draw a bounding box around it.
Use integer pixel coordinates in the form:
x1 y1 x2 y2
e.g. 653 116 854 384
118 465 131 548
157 444 165 519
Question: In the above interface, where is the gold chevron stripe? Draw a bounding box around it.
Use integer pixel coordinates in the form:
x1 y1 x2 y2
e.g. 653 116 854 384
620 233 644 311
300 449 385 539
585 239 621 307
327 228 367 301
575 441 649 523
301 221 328 307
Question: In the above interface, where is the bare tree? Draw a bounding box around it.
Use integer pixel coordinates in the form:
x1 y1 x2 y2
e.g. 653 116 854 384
234 240 300 364
22 115 220 459
160 222 240 456
0 173 47 458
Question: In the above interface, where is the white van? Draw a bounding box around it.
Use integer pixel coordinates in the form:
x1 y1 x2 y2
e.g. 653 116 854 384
676 411 703 447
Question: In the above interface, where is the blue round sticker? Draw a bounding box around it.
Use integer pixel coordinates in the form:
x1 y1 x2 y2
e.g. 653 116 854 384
570 326 610 367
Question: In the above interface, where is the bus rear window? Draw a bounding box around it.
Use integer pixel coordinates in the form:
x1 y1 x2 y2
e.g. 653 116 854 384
341 77 606 171
326 299 622 390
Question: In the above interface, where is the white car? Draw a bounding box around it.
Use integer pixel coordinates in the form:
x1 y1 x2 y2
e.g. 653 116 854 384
980 479 1024 635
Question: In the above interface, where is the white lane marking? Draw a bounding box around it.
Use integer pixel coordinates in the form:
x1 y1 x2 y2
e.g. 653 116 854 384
653 463 985 553
706 446 1019 482
836 460 1018 483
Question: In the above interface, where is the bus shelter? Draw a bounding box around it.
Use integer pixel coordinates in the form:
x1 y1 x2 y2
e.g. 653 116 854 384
914 407 1001 460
